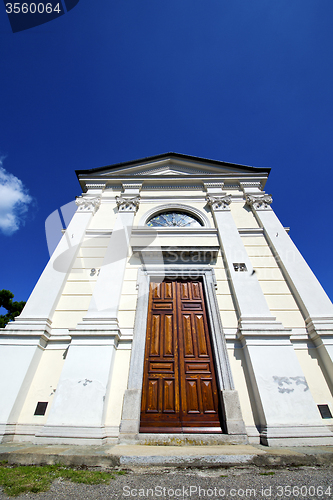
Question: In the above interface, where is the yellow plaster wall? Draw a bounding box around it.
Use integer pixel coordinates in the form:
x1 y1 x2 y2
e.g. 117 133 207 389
294 347 333 419
214 254 238 329
242 235 305 328
227 347 257 428
51 236 108 329
230 202 260 228
118 253 140 329
87 202 118 230
104 349 131 428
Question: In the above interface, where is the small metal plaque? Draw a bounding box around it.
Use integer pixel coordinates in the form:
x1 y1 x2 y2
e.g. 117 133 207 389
233 263 247 272
34 402 48 416
318 404 333 419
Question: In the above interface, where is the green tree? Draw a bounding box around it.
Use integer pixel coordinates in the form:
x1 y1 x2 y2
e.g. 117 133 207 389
0 290 26 328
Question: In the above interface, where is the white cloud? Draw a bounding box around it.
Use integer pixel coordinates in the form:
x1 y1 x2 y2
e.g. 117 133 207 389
0 159 33 235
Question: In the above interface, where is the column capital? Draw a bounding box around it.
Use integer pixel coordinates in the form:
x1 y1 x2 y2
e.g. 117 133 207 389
206 194 231 211
75 196 101 214
116 195 140 212
246 194 272 210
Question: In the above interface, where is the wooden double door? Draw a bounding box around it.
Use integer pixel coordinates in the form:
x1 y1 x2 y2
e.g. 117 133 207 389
140 280 222 433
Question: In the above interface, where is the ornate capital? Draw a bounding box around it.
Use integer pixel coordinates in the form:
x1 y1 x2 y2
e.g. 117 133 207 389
246 194 272 210
116 195 140 212
206 194 231 211
75 196 101 214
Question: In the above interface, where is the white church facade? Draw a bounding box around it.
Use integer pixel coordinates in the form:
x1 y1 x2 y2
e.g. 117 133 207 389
1 152 333 447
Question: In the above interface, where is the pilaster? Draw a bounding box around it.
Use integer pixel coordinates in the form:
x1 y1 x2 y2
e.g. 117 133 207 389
0 196 101 443
77 187 141 333
36 332 117 444
38 188 142 443
205 193 278 328
5 196 101 336
206 193 333 445
0 334 47 442
245 193 333 387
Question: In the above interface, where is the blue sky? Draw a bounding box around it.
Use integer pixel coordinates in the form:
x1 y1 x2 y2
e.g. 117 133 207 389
0 0 333 304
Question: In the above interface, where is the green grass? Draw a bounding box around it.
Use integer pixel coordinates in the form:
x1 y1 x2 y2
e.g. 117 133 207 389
259 471 275 476
0 463 125 497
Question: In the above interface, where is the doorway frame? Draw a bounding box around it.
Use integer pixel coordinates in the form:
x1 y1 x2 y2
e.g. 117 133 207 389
119 265 247 440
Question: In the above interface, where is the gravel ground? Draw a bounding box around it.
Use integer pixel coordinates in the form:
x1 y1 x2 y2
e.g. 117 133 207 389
0 465 332 500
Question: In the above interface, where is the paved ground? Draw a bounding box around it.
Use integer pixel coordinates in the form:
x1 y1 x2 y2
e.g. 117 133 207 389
1 463 333 500
1 442 333 468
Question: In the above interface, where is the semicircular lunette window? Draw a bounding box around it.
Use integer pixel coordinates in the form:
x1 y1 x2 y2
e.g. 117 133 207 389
146 211 203 228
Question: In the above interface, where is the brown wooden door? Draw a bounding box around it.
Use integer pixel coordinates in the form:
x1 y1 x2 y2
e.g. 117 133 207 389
140 280 222 433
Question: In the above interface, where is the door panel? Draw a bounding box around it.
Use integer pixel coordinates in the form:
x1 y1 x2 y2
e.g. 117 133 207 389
140 280 222 433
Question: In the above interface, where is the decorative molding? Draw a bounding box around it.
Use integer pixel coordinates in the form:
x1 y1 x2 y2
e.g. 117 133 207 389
105 184 123 190
141 184 203 190
85 183 106 189
115 195 140 212
206 194 231 211
122 183 142 190
132 227 217 237
85 229 111 237
204 182 224 189
240 181 262 190
238 228 264 236
246 194 273 210
132 164 212 176
132 246 220 265
75 196 101 214
223 184 240 190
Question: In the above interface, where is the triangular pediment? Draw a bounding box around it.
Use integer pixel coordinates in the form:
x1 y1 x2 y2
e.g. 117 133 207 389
76 153 270 181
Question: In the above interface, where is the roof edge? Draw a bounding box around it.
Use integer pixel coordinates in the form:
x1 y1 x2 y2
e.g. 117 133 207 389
75 152 271 178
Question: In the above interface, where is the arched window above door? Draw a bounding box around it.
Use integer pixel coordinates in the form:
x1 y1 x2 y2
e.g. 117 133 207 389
139 203 211 228
146 210 202 228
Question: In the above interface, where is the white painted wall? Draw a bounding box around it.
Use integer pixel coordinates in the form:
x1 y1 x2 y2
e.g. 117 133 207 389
44 342 115 427
17 348 66 424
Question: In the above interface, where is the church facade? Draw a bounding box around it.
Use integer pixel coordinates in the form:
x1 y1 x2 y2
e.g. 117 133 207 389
1 153 333 447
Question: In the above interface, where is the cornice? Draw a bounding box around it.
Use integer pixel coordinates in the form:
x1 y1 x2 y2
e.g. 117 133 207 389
85 229 112 237
84 227 292 238
77 175 268 193
122 183 143 190
238 228 264 236
140 183 204 190
85 183 106 189
240 181 262 190
76 152 271 176
132 227 217 237
204 182 224 189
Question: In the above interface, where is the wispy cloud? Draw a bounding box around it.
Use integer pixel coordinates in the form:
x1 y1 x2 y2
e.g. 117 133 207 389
0 158 33 235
